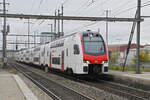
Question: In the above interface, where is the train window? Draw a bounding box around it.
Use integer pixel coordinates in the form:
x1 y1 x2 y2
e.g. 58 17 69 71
74 44 80 55
26 50 29 53
47 51 49 56
34 57 39 62
82 33 106 56
66 49 68 56
42 48 45 57
26 57 29 61
34 48 40 52
52 57 60 65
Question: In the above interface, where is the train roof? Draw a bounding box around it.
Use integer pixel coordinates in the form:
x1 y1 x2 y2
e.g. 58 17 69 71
52 30 101 41
18 30 101 52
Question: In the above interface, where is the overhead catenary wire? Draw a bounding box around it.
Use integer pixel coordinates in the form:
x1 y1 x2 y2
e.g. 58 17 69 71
62 0 69 5
112 1 150 16
30 0 36 12
38 0 44 8
65 0 150 44
65 0 110 33
75 0 111 16
9 0 150 46
110 0 135 16
74 0 91 14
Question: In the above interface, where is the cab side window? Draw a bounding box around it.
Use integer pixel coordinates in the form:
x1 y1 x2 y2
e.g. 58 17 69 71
74 44 80 54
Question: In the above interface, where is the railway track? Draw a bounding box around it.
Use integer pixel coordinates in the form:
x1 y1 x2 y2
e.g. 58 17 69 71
11 61 150 100
10 62 93 100
50 71 150 100
36 64 150 100
98 79 150 100
92 80 150 100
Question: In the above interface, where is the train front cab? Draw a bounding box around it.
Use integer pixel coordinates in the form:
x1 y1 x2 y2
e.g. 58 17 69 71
81 31 108 75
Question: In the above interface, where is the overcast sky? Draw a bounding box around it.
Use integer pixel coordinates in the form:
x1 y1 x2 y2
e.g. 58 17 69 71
0 0 150 50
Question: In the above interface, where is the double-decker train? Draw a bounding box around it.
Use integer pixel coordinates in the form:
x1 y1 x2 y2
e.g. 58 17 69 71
16 30 108 75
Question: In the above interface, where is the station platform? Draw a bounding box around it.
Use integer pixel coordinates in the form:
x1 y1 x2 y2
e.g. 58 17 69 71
107 70 150 91
0 69 38 100
108 70 150 80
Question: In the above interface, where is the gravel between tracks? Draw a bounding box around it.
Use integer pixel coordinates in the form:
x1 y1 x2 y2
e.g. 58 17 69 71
6 64 53 100
19 73 53 100
17 63 128 100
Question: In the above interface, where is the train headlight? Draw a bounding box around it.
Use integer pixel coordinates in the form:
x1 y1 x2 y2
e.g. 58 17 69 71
86 61 90 64
102 60 108 64
104 60 108 63
83 60 90 64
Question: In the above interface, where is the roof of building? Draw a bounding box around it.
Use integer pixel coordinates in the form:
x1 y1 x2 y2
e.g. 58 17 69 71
109 43 144 52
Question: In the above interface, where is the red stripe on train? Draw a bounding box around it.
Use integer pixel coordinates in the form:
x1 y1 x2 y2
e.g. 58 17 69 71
39 54 40 66
61 51 64 71
49 52 52 69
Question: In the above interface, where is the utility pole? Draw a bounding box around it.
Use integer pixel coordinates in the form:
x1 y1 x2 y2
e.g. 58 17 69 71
98 28 100 33
2 0 8 67
28 19 30 48
34 31 36 47
54 10 56 33
24 19 33 48
61 5 64 36
48 24 53 32
15 36 18 50
105 10 110 61
51 24 53 32
136 0 141 74
58 9 60 37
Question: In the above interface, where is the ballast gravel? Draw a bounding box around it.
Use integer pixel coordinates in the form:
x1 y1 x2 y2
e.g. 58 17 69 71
18 64 128 100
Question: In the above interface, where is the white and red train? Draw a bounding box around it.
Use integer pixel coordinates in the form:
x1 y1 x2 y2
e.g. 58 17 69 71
16 30 108 75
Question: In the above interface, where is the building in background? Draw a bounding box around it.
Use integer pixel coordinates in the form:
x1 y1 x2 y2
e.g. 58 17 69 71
143 45 150 56
40 32 56 44
109 43 145 65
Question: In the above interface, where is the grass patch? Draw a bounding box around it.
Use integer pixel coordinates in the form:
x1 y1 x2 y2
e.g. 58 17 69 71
0 58 2 67
9 69 18 74
0 58 2 63
109 65 150 72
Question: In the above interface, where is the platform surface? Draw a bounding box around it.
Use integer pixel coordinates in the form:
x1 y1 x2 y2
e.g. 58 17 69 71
0 69 38 100
0 73 26 100
108 70 150 80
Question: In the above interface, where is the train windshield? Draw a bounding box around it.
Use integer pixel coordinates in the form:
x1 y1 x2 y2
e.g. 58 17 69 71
82 33 106 56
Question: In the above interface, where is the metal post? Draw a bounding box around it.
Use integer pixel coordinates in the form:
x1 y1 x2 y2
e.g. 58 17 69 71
54 10 56 33
24 19 33 48
61 5 64 36
106 10 108 42
2 0 7 67
34 31 36 47
58 9 60 37
105 10 109 61
28 19 30 48
51 24 53 32
98 28 100 33
16 36 18 50
136 0 141 74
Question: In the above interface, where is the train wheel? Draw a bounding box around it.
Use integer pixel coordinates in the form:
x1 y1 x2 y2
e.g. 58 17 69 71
44 66 49 73
66 68 73 75
41 65 44 70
